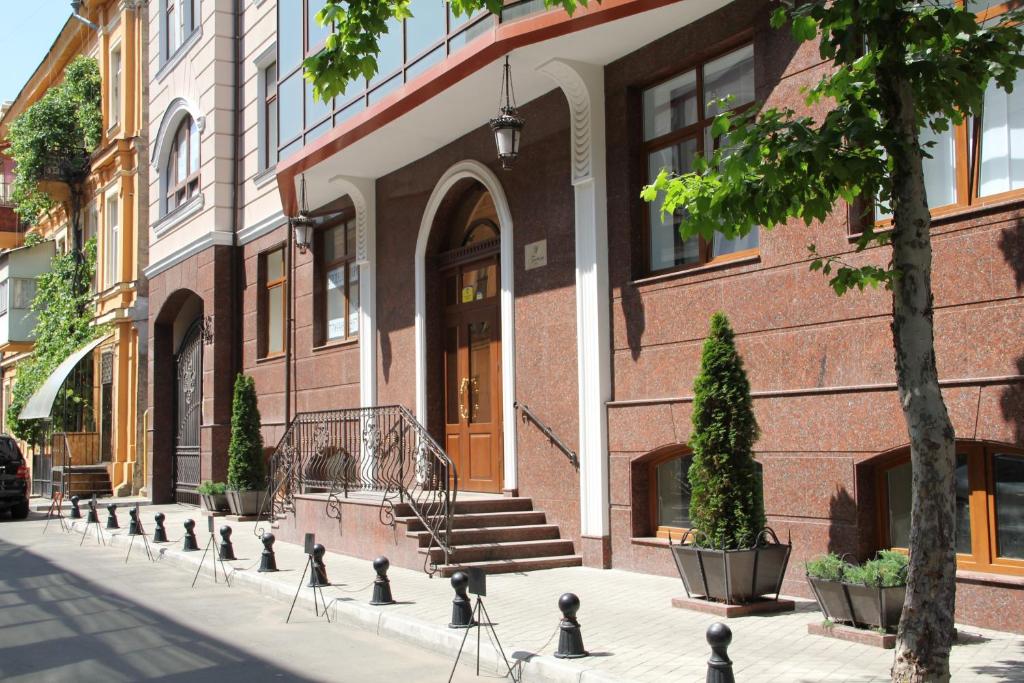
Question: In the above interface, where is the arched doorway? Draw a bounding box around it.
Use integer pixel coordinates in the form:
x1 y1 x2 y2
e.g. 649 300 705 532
173 320 203 505
437 189 503 493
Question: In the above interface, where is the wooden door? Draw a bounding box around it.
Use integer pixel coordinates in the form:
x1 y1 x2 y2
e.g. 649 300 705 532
443 259 502 493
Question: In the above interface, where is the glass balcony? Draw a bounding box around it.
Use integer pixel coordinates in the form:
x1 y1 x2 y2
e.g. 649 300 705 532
0 240 55 349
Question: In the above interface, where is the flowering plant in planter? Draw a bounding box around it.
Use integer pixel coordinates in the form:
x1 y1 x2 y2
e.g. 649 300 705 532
806 551 908 631
226 374 266 516
669 313 791 605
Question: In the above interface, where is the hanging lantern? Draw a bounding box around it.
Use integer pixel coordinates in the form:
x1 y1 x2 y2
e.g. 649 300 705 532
291 175 314 254
489 57 524 170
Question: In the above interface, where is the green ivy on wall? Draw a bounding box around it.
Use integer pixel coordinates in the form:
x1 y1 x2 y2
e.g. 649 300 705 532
6 238 106 445
6 55 102 226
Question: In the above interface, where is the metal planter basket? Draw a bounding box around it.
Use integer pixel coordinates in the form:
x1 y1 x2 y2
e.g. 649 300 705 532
807 576 906 630
227 490 266 516
200 493 230 513
670 528 792 605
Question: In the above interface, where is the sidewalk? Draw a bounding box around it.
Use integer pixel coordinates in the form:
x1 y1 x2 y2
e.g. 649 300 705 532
61 504 1024 682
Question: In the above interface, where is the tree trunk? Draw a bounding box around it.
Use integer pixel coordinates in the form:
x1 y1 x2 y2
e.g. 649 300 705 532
883 73 958 683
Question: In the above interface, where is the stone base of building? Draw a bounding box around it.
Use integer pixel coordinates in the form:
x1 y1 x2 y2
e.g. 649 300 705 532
670 595 796 618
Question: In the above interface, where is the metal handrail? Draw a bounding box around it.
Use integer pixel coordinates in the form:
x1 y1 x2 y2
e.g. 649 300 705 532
514 401 579 468
255 405 458 575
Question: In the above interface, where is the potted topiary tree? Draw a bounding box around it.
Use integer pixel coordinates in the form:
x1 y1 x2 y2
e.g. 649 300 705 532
225 374 266 517
669 313 791 608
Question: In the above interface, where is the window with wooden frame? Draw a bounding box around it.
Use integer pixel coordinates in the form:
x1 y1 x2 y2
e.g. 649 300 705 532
877 441 1024 577
165 0 199 59
872 1 1024 225
315 220 359 345
641 42 758 276
109 45 121 128
260 247 287 358
104 192 119 289
165 116 200 214
263 61 278 171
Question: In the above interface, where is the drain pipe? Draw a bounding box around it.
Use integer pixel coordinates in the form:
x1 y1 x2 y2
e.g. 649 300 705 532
70 0 100 31
230 0 242 380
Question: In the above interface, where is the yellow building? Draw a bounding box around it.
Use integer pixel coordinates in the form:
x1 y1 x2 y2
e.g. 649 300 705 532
0 0 148 497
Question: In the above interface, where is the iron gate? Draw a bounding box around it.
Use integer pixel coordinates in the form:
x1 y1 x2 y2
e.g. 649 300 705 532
173 322 202 505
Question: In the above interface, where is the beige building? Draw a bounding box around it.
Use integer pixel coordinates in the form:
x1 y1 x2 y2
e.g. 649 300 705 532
0 0 149 498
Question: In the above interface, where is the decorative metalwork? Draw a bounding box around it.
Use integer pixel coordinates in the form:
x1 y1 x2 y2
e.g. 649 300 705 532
255 405 458 575
199 315 215 345
100 352 114 385
173 323 203 505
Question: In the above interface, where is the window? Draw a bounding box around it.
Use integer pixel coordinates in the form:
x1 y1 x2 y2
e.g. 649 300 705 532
104 193 119 288
262 61 278 171
11 279 36 310
878 441 1024 576
165 116 200 213
316 220 359 344
109 46 121 127
652 451 695 539
0 281 8 317
260 247 286 357
165 0 199 59
85 202 98 292
875 2 1024 222
642 43 759 275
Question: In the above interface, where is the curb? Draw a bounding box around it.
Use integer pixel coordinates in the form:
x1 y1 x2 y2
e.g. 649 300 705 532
66 520 637 683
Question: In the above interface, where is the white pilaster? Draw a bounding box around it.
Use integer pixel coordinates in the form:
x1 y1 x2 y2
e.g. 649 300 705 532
537 59 611 540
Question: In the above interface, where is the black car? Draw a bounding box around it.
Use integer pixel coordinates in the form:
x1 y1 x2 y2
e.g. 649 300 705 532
0 435 29 519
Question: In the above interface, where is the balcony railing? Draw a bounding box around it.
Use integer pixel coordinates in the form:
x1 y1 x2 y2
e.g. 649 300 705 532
0 182 14 208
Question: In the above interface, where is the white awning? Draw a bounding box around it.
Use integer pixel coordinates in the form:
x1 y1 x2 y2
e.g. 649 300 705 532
18 335 111 421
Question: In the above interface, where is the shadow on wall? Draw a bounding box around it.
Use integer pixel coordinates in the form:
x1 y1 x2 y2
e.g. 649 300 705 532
998 221 1024 446
827 485 858 557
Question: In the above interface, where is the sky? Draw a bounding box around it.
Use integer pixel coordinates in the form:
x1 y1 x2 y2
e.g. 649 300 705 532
0 1 75 106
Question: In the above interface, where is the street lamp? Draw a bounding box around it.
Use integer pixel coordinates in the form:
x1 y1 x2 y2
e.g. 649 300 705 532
489 57 524 171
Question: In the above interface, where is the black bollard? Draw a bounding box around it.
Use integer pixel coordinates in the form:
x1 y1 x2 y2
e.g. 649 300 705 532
218 525 236 561
308 543 329 587
127 508 141 536
369 556 396 605
448 571 475 628
705 622 735 683
258 532 278 572
553 593 588 659
106 504 120 530
86 499 100 524
182 519 199 551
153 513 168 543
70 495 82 519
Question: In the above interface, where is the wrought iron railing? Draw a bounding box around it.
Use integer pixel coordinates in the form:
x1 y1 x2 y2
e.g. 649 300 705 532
255 405 458 575
514 401 579 468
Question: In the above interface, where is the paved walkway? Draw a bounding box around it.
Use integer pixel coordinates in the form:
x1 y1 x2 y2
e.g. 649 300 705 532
40 504 1024 682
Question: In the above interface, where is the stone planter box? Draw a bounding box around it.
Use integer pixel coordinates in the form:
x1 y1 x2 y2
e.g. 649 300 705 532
200 493 230 514
807 575 906 630
226 490 265 517
670 529 791 605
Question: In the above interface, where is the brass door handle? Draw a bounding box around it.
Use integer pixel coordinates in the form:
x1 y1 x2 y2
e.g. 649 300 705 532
459 377 470 420
470 377 480 418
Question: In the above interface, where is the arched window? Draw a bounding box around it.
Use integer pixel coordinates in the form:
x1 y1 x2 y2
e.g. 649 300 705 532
165 116 200 213
877 441 1024 576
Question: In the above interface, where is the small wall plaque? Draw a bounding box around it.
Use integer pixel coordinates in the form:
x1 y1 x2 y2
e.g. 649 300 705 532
525 239 547 270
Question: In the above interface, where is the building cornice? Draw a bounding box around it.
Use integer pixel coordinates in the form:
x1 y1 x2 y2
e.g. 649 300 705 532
143 231 234 279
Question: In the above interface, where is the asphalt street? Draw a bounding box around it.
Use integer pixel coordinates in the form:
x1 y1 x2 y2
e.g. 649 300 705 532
0 512 494 683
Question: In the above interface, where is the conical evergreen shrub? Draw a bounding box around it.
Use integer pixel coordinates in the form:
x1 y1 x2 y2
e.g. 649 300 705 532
688 312 764 550
227 373 265 491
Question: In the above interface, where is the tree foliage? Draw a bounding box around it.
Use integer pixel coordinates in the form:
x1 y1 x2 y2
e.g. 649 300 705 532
6 55 102 225
687 312 763 550
227 374 266 491
305 0 587 101
642 1 1024 294
6 239 105 444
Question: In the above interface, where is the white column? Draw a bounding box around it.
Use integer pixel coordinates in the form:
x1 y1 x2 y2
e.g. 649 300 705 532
537 59 611 542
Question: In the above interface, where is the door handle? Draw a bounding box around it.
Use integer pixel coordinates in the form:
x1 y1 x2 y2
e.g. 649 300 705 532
459 377 470 420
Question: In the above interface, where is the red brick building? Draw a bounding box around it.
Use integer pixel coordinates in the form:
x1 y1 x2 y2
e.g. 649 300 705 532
146 0 1024 632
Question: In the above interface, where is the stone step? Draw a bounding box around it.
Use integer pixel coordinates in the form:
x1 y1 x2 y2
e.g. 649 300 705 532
406 523 560 547
398 510 547 532
420 538 576 564
449 497 534 514
438 554 583 577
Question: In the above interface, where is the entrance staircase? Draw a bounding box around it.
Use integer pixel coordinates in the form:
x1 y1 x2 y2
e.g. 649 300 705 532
400 496 582 576
60 464 113 498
